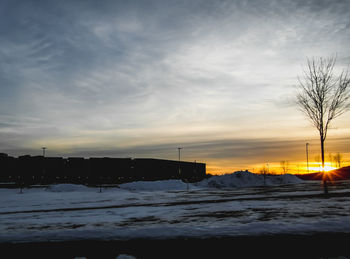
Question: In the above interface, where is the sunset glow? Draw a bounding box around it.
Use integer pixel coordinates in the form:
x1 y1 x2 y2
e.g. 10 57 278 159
205 160 345 175
308 163 338 173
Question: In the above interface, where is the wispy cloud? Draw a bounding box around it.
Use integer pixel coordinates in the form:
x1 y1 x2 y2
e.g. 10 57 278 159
1 0 350 170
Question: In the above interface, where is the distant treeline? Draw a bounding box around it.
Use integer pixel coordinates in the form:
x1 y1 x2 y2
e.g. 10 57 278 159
0 153 206 185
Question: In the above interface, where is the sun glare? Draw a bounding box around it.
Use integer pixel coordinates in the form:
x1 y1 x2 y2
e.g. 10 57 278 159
322 165 338 172
307 162 337 172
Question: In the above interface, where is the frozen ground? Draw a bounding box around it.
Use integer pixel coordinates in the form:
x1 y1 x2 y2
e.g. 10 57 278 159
1 171 350 244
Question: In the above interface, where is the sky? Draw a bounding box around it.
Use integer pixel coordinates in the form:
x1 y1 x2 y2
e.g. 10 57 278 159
1 0 350 174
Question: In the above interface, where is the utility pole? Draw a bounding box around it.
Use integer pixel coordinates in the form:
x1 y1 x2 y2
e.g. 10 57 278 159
42 147 47 157
264 163 269 186
42 147 47 183
306 143 309 174
178 147 182 176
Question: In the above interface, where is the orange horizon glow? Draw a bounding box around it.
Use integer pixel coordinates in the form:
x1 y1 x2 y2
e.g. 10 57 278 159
206 161 342 175
307 163 338 173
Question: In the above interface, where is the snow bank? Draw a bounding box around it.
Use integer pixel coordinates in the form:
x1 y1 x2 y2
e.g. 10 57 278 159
119 180 189 191
46 184 91 192
43 172 303 193
118 171 303 191
197 171 303 188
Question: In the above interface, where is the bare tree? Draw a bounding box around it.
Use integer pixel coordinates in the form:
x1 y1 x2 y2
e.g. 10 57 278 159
333 152 343 168
328 152 334 167
297 56 350 170
280 160 289 174
314 155 321 167
259 165 268 186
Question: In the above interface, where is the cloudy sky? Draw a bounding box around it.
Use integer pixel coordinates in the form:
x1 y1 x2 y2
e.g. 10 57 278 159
1 0 350 173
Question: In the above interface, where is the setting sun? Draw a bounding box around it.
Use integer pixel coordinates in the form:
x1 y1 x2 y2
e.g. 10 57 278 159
308 162 338 173
322 165 338 172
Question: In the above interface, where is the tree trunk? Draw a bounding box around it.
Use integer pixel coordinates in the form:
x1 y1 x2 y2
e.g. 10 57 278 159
321 136 325 168
320 136 328 194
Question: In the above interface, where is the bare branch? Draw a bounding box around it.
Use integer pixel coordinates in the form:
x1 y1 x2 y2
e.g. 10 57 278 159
296 56 350 164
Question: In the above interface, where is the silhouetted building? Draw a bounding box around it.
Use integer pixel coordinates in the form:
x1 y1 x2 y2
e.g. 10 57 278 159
0 154 206 185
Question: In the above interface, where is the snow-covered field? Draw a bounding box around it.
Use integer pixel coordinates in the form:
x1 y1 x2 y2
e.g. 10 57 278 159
1 171 350 244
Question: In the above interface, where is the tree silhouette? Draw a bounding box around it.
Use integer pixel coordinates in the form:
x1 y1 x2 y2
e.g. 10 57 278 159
297 56 350 193
280 160 289 174
297 56 350 170
333 152 343 168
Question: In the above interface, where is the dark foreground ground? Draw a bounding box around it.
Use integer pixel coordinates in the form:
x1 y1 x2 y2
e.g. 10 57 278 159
1 232 350 259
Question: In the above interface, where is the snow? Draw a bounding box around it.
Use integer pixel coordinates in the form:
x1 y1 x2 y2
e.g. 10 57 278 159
119 171 304 191
46 184 91 192
0 171 350 244
119 179 190 191
196 171 303 189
